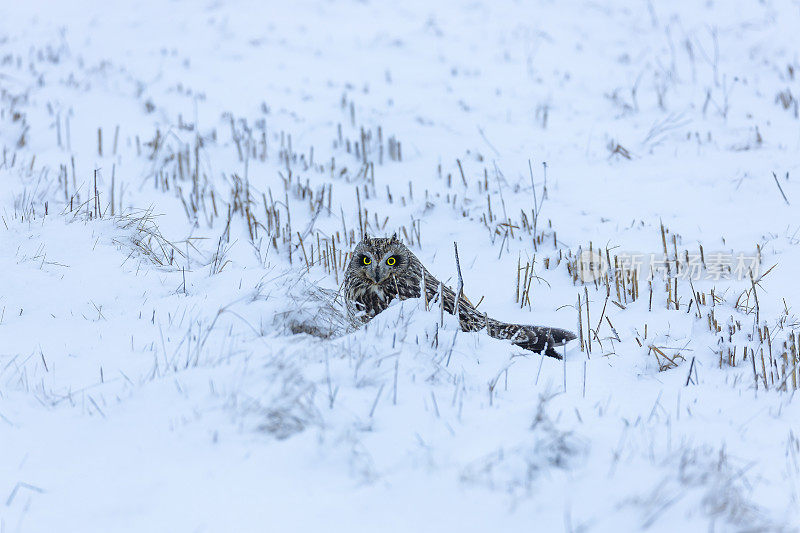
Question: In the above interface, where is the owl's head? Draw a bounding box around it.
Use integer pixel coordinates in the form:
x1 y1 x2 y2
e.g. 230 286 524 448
346 234 412 285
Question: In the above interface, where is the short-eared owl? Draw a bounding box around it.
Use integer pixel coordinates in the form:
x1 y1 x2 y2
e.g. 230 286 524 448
343 235 576 358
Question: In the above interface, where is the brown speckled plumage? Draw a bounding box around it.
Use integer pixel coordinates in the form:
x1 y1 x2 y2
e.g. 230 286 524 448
343 235 576 358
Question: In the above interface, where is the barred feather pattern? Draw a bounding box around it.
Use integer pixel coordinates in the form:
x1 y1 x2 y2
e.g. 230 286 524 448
343 236 576 358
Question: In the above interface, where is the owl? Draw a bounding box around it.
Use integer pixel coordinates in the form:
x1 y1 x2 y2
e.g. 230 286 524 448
343 235 576 358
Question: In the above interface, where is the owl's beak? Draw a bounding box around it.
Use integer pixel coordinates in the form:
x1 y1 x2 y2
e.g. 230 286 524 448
366 265 392 285
366 265 380 284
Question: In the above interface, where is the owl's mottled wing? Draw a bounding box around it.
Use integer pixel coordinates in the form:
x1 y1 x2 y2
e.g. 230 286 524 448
492 324 577 358
415 265 576 358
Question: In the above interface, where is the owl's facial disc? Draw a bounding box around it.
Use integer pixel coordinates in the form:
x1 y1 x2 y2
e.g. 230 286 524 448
352 237 406 287
374 251 403 284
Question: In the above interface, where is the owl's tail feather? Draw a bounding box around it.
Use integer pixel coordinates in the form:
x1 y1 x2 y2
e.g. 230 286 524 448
510 326 577 359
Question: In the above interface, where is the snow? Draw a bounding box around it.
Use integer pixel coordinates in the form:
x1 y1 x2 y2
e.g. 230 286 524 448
1 0 799 530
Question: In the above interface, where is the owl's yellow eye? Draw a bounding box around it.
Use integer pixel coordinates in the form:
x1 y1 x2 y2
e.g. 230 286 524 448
362 256 371 265
386 257 396 266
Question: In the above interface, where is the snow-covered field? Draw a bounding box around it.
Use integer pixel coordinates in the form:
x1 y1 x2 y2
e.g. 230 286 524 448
2 0 800 530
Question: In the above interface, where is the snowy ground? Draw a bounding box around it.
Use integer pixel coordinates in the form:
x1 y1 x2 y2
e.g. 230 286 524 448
2 0 800 531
